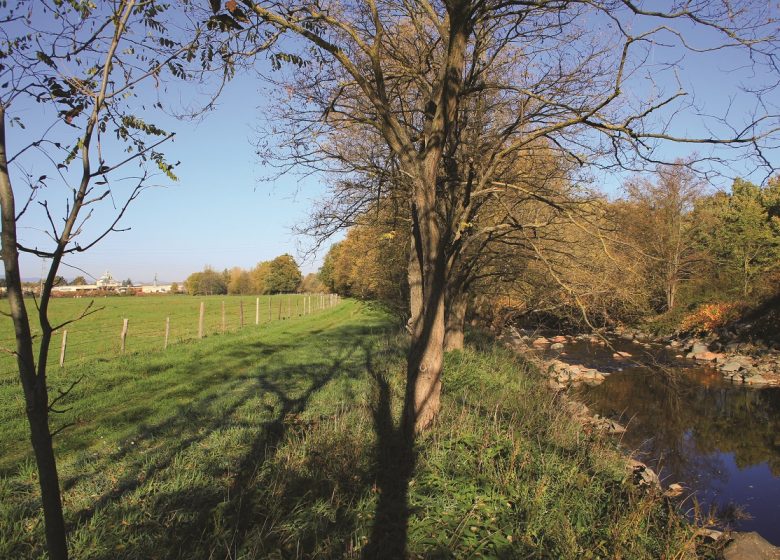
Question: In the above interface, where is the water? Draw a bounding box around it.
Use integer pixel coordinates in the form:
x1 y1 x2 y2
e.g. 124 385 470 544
544 337 780 544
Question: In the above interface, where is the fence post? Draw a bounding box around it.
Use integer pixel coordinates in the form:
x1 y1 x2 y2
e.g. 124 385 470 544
239 300 244 328
198 301 205 339
120 318 129 353
255 297 260 325
221 301 226 332
59 330 67 367
164 317 170 349
278 296 282 320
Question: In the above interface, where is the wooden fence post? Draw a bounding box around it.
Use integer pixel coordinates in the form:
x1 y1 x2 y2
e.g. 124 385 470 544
198 301 205 339
239 300 244 328
59 330 67 367
278 296 282 320
164 317 170 349
255 297 260 325
120 318 129 353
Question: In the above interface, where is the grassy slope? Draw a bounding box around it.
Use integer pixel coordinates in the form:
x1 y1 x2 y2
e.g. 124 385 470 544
1 300 700 559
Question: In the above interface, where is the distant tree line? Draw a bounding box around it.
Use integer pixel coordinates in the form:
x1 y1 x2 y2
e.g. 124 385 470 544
184 254 324 296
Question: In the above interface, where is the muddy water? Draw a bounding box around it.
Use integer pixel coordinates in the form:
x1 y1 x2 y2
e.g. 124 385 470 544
545 337 780 544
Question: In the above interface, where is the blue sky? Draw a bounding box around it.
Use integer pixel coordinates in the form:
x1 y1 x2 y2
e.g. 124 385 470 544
4 4 777 284
8 69 338 284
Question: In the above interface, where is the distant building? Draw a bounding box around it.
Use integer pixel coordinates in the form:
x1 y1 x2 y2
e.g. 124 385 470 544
50 272 182 296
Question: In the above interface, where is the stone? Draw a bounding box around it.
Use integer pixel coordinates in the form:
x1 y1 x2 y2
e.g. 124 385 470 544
699 529 723 542
663 483 684 498
720 360 745 373
550 335 567 343
532 337 550 346
550 342 565 350
547 380 565 391
628 459 660 488
691 342 709 354
723 531 780 560
745 374 770 385
694 351 723 361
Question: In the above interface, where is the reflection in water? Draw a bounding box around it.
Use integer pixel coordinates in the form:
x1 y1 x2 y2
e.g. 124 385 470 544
550 338 780 545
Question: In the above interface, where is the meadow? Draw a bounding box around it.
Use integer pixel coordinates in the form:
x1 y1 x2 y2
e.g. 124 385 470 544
0 293 333 379
1 300 709 559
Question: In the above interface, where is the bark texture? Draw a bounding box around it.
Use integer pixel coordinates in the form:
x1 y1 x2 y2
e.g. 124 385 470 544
0 107 69 560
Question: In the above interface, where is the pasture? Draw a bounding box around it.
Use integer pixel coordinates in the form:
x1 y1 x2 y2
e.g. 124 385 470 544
0 293 333 378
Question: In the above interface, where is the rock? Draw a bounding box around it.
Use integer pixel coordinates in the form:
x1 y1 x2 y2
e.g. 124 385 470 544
720 360 745 373
532 337 550 346
744 374 770 385
723 531 780 560
547 379 565 391
663 483 684 498
550 335 567 343
694 351 724 361
628 459 660 489
550 342 565 350
697 528 723 543
692 342 709 354
725 342 742 353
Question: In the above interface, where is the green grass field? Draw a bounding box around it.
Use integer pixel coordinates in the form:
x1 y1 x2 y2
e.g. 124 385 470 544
0 293 332 379
0 300 708 559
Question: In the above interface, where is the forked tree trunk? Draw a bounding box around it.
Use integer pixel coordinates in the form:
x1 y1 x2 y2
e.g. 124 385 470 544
0 108 69 560
444 286 468 352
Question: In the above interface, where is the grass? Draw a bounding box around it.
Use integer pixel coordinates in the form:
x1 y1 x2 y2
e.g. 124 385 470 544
0 293 328 378
0 300 706 558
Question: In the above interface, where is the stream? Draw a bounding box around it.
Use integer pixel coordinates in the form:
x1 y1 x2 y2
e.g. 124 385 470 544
543 336 780 545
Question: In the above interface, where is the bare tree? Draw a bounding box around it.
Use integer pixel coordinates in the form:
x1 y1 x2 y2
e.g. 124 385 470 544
223 0 779 432
619 162 709 312
0 2 225 557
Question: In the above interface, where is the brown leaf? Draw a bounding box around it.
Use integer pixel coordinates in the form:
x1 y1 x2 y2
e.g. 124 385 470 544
226 0 237 11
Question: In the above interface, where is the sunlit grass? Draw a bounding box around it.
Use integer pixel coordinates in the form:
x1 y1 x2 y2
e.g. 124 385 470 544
0 301 707 559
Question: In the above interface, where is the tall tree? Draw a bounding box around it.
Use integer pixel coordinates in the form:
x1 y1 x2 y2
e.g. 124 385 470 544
227 0 779 431
620 163 707 312
700 178 780 296
265 253 302 293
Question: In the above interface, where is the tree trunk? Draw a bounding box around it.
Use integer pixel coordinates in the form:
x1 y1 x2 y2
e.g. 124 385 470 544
444 285 467 352
0 107 69 559
666 279 676 312
404 203 447 433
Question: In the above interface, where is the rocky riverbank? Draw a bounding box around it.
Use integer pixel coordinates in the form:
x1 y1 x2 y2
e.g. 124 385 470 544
613 326 780 387
504 326 780 558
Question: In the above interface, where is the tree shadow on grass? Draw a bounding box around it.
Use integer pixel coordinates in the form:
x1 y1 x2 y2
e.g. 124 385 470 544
361 344 417 560
67 320 416 558
2 316 423 559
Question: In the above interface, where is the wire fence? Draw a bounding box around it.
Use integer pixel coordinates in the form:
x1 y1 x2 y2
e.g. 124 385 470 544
0 293 341 383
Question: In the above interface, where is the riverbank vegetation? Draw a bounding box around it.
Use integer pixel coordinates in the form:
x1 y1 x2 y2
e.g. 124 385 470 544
1 301 708 559
320 172 780 341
